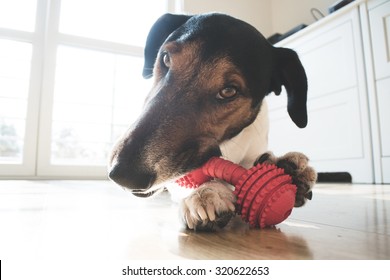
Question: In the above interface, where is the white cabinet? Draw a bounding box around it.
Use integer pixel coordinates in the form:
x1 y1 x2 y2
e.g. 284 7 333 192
268 1 376 183
367 0 390 182
369 0 390 80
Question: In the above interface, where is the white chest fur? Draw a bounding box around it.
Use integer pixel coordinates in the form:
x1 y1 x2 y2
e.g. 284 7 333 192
220 101 269 168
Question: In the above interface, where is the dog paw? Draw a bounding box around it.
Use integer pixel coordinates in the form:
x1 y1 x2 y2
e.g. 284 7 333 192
180 181 236 231
255 151 317 207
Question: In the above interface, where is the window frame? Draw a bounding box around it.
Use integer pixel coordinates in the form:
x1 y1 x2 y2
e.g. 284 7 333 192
0 0 174 178
0 0 45 177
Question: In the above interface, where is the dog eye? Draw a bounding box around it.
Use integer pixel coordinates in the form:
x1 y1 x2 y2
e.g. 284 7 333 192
162 52 171 68
217 87 239 100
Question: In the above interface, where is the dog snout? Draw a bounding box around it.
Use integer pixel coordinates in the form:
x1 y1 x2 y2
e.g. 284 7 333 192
108 162 156 191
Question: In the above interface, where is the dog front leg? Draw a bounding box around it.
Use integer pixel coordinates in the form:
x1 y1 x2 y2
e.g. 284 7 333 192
255 151 317 207
180 181 236 231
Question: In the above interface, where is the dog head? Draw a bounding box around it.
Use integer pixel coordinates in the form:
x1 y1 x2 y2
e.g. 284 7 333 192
108 13 307 196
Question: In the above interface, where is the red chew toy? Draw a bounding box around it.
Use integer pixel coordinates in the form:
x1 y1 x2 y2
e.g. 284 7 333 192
176 157 297 228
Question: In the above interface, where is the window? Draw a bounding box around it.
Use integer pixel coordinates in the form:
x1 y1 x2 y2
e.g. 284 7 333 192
0 40 32 164
0 0 37 32
50 46 148 166
0 0 172 178
59 0 165 46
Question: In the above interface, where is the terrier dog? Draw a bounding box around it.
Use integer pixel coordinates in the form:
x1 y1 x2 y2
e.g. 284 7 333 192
109 13 316 230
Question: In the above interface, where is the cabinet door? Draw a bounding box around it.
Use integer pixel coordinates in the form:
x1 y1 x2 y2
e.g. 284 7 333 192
269 9 373 183
369 0 390 183
369 0 390 80
376 77 390 182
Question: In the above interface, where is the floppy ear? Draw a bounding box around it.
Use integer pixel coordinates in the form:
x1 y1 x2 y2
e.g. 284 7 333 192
143 13 192 78
269 47 308 128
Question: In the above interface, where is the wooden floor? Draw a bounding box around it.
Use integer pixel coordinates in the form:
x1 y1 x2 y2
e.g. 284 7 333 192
0 180 389 260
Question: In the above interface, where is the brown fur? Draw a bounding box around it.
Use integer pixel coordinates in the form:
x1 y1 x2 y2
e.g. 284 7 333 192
133 41 259 185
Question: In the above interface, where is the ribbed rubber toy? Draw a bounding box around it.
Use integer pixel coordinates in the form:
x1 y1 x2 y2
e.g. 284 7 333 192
176 157 297 228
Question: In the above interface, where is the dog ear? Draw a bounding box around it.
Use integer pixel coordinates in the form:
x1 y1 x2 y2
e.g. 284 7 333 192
269 47 308 128
143 13 192 78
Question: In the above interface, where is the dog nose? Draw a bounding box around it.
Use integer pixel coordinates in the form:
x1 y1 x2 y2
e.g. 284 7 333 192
108 162 155 190
108 163 125 184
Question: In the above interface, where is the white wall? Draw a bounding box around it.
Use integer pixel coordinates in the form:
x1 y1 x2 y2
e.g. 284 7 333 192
271 0 335 34
181 0 272 37
181 0 336 37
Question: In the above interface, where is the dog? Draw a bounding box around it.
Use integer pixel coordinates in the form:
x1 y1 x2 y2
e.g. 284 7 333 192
108 13 317 231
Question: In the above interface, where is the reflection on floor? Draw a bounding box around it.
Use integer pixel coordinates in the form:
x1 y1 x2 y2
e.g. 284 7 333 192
0 180 389 259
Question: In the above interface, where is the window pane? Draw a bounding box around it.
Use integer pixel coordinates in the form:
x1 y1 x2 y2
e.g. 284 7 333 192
59 0 167 46
0 0 37 32
0 39 32 163
51 46 151 165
